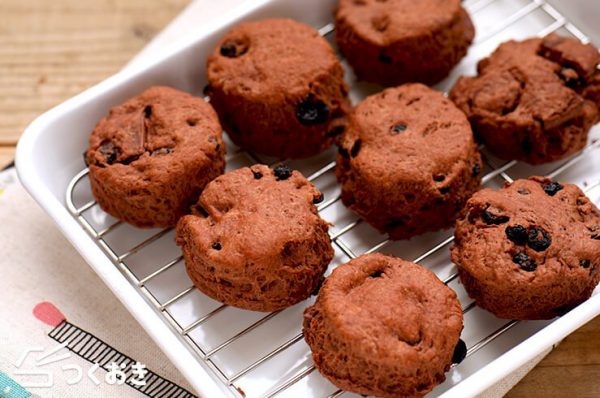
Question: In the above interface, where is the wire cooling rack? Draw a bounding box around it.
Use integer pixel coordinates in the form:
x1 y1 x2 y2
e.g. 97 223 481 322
65 0 600 397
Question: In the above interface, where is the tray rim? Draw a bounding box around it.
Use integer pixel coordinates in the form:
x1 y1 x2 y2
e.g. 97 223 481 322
15 0 600 396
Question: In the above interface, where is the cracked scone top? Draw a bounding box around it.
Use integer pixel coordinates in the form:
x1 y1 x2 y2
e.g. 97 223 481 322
176 165 334 312
336 84 482 240
303 253 463 398
335 0 474 86
85 86 225 228
206 18 350 159
450 34 600 164
452 177 600 320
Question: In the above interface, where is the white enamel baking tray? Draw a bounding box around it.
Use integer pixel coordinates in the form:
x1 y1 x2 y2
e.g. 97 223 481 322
16 0 600 397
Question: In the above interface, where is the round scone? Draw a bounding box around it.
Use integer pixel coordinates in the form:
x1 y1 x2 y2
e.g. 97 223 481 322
336 84 482 240
85 86 225 228
450 34 600 164
303 253 463 398
452 177 600 320
335 0 474 86
206 18 350 159
176 165 334 311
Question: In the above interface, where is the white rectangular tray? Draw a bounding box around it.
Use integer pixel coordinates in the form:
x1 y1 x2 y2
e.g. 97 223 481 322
16 0 600 397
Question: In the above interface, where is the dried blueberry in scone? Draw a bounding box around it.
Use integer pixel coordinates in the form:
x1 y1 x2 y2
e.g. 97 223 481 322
452 176 600 320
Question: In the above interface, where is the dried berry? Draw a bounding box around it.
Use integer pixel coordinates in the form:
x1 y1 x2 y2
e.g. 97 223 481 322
378 50 393 64
151 147 172 156
99 141 120 165
369 270 384 278
121 154 141 165
505 225 528 245
543 181 564 196
296 96 329 126
143 105 152 118
313 192 324 204
482 210 509 225
472 163 481 177
273 165 292 181
350 139 362 157
452 339 467 364
580 260 591 269
527 227 551 252
220 40 248 58
558 67 582 89
338 145 350 159
553 304 575 317
513 252 537 272
391 123 407 134
252 170 263 180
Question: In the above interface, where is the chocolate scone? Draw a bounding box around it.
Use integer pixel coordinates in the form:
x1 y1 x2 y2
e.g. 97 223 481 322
85 86 225 228
336 84 482 240
176 165 333 312
304 253 463 398
450 34 600 164
335 0 474 86
452 177 600 320
206 18 349 159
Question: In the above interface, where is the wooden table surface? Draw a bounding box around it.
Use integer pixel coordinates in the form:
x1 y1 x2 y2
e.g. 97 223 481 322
1 1 599 397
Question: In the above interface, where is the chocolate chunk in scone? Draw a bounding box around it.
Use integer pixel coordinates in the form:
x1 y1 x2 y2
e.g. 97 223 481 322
86 86 225 228
303 253 463 398
207 18 350 159
452 177 600 320
176 165 334 312
336 83 482 240
450 34 600 164
335 0 474 86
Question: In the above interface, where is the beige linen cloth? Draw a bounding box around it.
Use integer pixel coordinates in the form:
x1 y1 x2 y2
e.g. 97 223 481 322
0 1 552 397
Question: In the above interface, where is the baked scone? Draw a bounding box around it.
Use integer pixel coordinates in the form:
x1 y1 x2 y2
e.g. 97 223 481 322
303 253 463 398
336 84 482 240
452 177 600 320
176 165 333 312
335 0 474 86
206 18 349 159
450 34 600 164
85 86 225 228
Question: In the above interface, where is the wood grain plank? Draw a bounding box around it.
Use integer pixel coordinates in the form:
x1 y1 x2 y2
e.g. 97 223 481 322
506 365 600 398
0 147 16 169
0 0 189 145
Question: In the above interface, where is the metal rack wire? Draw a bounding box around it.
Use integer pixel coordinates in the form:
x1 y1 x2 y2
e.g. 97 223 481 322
65 1 600 397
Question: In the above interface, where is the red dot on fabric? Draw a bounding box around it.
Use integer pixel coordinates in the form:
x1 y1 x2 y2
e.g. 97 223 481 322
33 301 66 327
